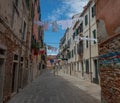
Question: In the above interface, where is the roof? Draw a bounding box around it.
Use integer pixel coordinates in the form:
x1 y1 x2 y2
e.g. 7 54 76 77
80 0 93 16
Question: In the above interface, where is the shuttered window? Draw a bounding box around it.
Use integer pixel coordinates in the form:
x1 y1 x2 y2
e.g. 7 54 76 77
93 30 96 44
86 36 89 48
85 15 88 26
86 59 89 74
92 5 96 17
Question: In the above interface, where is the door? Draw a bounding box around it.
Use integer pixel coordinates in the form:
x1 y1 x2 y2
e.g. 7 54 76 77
11 63 17 93
18 64 23 89
81 61 84 77
0 58 4 103
93 60 99 84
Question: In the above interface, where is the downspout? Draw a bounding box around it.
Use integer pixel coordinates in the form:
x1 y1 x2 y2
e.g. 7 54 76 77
89 3 92 82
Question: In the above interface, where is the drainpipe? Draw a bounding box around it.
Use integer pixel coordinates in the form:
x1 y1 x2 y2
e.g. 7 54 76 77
89 3 92 82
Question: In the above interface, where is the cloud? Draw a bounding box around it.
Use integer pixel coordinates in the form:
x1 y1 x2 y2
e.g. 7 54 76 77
63 0 89 18
47 0 89 20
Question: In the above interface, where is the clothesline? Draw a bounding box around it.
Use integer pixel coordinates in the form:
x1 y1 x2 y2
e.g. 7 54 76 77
74 36 97 42
34 17 83 31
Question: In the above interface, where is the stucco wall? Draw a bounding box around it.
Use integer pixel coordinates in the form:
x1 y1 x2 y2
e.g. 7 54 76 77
96 0 120 36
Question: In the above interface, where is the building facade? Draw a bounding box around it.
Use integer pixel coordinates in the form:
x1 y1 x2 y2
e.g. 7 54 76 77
81 0 99 83
96 0 120 102
58 0 99 84
0 0 36 102
31 0 41 81
31 0 45 81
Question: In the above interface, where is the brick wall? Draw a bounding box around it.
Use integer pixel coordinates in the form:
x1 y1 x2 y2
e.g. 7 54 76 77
96 0 120 102
0 0 33 102
98 34 120 103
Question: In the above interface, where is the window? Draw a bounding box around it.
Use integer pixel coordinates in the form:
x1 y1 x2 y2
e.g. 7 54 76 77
21 57 23 62
79 41 83 54
73 32 75 40
93 30 96 44
15 0 18 6
92 5 96 17
72 50 74 58
74 46 76 55
31 4 34 19
86 59 89 74
67 51 70 59
86 36 89 48
22 21 26 40
14 54 18 60
76 29 78 36
80 22 83 32
26 0 30 9
85 15 88 26
70 51 72 58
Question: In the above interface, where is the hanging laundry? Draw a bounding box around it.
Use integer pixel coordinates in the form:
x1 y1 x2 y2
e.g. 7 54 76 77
50 59 54 64
47 45 52 50
52 21 58 32
66 20 73 28
40 48 45 54
43 22 49 31
57 20 66 30
54 48 58 52
57 20 73 30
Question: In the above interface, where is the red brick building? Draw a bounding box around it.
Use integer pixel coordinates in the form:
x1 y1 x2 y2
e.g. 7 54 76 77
31 0 45 80
0 0 34 102
96 0 120 103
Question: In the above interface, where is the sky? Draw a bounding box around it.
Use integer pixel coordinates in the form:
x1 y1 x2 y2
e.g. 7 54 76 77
40 0 89 55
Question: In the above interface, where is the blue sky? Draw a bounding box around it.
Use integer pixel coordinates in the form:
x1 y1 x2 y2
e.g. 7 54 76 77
40 0 88 55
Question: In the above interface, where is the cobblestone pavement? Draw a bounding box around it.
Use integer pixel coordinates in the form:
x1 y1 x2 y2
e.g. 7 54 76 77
7 69 100 103
58 71 101 101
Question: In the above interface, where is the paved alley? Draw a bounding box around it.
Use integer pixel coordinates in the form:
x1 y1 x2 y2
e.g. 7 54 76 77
7 70 100 103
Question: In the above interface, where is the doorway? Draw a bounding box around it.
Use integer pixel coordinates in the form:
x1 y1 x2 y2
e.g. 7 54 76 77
18 63 23 90
93 59 99 84
81 61 84 77
11 63 18 93
0 58 4 103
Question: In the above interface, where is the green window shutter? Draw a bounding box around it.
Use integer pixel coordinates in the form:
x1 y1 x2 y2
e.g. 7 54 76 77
26 0 30 9
93 30 96 44
85 15 88 26
86 36 88 48
72 50 74 57
92 7 94 17
71 50 72 58
92 5 96 17
31 5 34 19
86 59 89 74
74 46 76 55
69 51 71 58
73 32 75 40
76 29 78 36
15 0 18 6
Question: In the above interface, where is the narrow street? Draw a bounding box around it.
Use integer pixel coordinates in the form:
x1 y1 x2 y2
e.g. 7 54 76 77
7 70 100 103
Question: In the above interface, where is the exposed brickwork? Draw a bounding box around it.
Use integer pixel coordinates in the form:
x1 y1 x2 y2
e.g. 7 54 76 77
0 22 20 102
99 34 120 103
100 68 120 103
0 0 34 102
96 0 120 102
